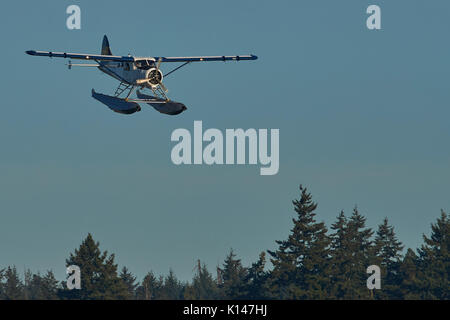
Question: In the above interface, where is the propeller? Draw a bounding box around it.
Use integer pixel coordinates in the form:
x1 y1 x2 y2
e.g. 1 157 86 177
136 58 168 93
154 58 168 92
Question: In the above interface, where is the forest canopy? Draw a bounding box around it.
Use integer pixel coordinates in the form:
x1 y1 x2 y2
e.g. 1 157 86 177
1 185 448 300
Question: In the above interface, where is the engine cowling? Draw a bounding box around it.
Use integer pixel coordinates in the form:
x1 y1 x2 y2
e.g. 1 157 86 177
146 68 163 87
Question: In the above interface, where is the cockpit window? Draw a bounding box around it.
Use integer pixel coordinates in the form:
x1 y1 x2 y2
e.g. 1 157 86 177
136 60 153 70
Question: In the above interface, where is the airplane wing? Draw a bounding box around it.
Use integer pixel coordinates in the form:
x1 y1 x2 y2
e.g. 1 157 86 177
26 50 258 65
26 51 257 63
149 55 258 63
26 50 136 62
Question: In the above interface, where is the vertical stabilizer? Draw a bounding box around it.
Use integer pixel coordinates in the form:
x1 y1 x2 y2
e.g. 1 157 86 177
101 35 112 55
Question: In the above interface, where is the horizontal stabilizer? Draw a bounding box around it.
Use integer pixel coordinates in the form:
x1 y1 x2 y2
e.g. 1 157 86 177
92 90 141 115
136 91 187 116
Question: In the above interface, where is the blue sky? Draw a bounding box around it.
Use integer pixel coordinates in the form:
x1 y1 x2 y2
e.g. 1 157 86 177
1 0 449 282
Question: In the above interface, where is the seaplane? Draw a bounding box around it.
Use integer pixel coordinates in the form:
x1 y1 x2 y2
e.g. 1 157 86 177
26 35 257 115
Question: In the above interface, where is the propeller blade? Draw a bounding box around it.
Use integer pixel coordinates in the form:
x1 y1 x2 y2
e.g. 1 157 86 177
156 57 163 70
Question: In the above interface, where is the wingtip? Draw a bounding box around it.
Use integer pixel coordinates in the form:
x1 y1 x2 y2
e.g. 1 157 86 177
26 50 36 56
251 54 258 60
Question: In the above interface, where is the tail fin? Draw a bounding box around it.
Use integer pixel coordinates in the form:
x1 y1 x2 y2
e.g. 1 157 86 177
101 35 112 55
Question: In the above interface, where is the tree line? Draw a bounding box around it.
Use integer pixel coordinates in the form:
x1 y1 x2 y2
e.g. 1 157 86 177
1 185 448 300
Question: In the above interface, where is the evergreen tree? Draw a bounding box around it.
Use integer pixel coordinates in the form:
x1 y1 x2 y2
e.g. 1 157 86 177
184 261 219 300
23 269 33 300
241 252 269 299
219 249 247 299
120 267 138 299
0 268 4 298
398 248 421 299
24 271 59 300
41 271 59 300
328 211 352 299
416 211 449 299
268 185 331 299
373 218 404 299
60 233 129 300
136 271 163 300
1 266 23 300
328 208 374 299
160 269 185 300
347 208 374 299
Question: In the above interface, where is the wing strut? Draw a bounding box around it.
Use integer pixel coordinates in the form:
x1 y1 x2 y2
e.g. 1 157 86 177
164 61 192 78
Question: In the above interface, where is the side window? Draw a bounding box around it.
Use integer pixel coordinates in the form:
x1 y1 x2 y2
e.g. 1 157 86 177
124 63 130 71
